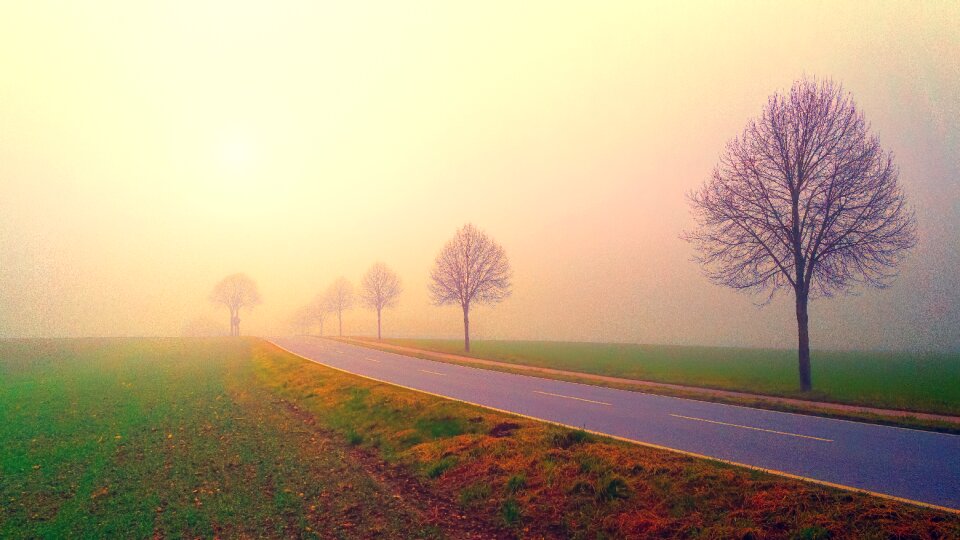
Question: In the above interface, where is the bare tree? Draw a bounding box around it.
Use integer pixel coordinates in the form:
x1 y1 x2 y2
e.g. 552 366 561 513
292 305 314 335
685 77 916 392
209 273 262 336
360 262 402 340
429 223 512 352
325 277 354 337
311 293 330 336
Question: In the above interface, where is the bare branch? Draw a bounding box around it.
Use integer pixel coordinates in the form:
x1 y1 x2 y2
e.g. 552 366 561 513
429 224 512 309
685 77 916 300
324 277 354 337
209 273 261 336
209 273 262 311
360 262 402 313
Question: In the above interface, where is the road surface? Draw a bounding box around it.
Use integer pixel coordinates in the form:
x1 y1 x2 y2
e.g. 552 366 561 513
270 336 960 511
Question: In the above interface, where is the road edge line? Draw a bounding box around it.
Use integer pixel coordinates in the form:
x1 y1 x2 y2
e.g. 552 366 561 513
265 339 960 516
335 337 960 436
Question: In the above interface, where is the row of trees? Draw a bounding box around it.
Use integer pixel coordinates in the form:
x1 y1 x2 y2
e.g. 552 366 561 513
207 223 513 350
295 264 403 340
290 224 513 350
210 77 917 393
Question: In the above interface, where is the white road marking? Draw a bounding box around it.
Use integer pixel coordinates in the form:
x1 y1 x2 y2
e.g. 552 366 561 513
669 414 834 442
420 369 446 376
533 390 612 406
365 357 381 363
268 340 960 514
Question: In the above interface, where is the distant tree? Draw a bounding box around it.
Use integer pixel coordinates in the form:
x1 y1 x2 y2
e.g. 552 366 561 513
360 262 402 340
311 293 330 336
685 77 916 392
292 305 314 335
209 273 262 336
429 224 512 352
325 277 354 337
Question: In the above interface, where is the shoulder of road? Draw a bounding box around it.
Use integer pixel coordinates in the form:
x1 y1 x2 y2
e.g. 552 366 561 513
336 337 960 433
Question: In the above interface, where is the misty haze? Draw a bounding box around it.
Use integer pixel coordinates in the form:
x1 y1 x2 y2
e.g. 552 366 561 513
2 2 959 538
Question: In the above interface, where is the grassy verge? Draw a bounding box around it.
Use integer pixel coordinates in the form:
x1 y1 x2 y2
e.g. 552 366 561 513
364 338 960 416
254 340 960 537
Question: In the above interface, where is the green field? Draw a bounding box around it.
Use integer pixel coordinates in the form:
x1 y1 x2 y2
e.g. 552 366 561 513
379 339 960 415
0 339 451 538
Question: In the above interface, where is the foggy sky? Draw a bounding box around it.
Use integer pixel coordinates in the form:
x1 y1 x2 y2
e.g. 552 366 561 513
1 2 958 351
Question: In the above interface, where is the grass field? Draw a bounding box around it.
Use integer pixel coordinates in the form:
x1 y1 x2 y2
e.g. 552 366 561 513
0 339 460 538
375 339 960 416
2 338 957 538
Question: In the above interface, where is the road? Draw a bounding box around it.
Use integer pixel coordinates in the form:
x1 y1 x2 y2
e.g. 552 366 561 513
270 336 960 511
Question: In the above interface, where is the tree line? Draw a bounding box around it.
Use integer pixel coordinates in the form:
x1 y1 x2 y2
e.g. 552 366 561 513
209 223 513 352
293 267 401 341
207 76 917 393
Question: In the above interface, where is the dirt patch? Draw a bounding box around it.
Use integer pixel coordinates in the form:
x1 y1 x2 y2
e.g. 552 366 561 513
488 423 521 438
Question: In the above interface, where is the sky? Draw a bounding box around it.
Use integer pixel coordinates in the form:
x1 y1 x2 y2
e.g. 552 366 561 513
0 1 958 351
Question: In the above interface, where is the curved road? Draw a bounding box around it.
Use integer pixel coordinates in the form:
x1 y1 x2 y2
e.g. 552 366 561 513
270 336 960 511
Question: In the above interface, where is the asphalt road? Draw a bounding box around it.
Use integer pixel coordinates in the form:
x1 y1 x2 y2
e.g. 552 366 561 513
270 336 960 511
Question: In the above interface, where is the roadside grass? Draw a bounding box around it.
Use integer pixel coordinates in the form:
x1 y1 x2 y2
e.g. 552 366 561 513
369 338 960 416
253 340 960 538
0 338 454 538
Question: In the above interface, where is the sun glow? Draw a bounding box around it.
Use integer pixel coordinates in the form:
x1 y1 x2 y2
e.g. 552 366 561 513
219 134 257 172
0 1 956 349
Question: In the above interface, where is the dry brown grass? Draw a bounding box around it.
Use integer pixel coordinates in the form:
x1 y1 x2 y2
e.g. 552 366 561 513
254 340 960 539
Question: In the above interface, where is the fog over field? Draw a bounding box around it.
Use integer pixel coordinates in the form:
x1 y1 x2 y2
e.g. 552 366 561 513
0 2 957 351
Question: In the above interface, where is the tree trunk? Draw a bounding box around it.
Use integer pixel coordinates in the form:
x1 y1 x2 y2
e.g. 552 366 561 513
377 308 382 340
338 309 343 337
462 304 470 352
795 288 812 392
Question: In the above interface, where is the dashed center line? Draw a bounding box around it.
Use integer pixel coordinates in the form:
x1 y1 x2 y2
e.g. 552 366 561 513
420 369 446 376
669 414 834 442
533 390 611 406
365 357 381 363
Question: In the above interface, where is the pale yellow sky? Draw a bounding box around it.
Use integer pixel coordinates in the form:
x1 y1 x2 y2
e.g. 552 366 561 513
1 1 958 350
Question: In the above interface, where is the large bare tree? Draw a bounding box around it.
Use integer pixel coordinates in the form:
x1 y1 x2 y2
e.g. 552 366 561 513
209 273 262 337
325 277 354 337
360 262 402 340
429 224 512 352
685 77 916 392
